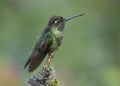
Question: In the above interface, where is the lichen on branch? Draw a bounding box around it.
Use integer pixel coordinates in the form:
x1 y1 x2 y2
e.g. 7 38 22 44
26 66 59 86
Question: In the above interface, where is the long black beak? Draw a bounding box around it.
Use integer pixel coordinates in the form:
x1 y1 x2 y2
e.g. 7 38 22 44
65 14 84 21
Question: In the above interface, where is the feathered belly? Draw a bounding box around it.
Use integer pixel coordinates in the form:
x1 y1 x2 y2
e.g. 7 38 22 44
49 34 63 52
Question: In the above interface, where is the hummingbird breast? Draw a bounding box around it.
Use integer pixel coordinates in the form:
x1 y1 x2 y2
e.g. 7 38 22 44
49 27 63 52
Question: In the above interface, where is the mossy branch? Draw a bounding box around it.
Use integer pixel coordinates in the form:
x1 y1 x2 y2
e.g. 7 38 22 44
26 66 59 86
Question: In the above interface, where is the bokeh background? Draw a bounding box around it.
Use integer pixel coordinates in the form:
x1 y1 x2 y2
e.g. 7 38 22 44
0 0 120 86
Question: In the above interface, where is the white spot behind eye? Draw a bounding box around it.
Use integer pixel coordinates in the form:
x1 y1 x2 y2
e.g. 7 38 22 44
55 21 57 24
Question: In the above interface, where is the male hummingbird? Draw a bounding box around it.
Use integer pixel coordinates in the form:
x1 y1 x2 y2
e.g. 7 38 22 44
24 13 84 72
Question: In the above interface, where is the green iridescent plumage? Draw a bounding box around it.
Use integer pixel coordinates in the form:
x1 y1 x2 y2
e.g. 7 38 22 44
24 14 84 72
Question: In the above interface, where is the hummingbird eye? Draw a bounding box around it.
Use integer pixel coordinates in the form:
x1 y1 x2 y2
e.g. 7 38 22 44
54 20 57 24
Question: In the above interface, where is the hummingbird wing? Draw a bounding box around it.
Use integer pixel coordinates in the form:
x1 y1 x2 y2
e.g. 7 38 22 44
24 27 52 72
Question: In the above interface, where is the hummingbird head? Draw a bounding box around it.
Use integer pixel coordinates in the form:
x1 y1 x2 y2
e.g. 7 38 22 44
48 16 65 27
48 14 84 30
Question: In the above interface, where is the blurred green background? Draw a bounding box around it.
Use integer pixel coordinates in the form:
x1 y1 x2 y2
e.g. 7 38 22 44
0 0 120 86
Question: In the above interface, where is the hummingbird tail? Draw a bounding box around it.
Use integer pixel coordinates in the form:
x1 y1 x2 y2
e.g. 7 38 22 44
24 51 47 72
24 59 30 70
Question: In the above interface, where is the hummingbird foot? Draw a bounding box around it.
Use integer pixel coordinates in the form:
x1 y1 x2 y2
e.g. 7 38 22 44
45 51 56 67
45 55 52 67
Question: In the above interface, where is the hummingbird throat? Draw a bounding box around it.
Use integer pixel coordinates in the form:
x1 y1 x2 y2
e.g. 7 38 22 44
51 27 62 38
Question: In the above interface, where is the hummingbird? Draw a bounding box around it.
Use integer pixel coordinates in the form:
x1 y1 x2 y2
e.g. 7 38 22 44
24 13 84 72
